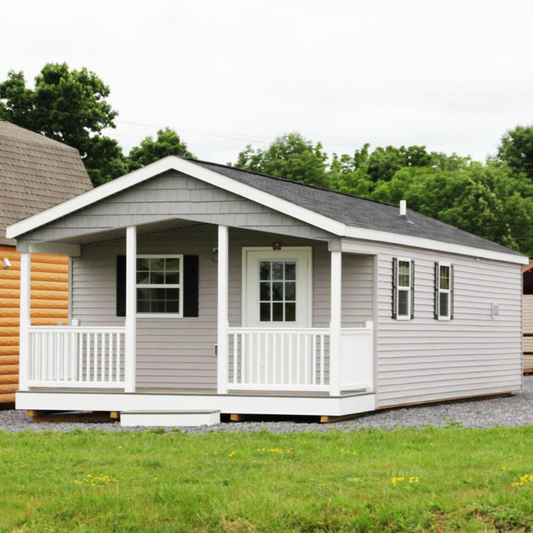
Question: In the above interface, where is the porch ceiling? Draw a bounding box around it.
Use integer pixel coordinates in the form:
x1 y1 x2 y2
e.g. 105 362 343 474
46 218 205 246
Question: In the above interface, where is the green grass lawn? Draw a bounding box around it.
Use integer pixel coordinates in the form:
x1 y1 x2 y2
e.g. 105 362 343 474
1 425 533 532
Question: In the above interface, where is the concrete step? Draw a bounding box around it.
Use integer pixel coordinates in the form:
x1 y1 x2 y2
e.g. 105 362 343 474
120 410 220 427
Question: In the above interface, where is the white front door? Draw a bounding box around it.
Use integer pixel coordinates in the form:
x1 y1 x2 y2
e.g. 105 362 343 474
242 248 312 385
243 248 312 328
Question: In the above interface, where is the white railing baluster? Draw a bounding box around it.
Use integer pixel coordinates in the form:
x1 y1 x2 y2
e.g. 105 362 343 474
241 333 246 385
101 333 106 382
93 333 98 382
266 334 270 385
312 334 317 385
233 334 238 385
320 334 325 386
256 333 261 385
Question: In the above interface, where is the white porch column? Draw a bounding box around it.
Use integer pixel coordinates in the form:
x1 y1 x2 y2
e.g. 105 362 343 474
125 226 137 393
329 250 342 396
19 252 31 391
217 225 229 394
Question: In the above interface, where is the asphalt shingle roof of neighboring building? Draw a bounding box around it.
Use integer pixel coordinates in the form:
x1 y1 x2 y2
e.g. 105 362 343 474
196 160 525 257
0 119 92 245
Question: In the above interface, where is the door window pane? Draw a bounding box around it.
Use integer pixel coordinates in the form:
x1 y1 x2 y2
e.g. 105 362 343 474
258 259 298 322
272 262 284 280
259 261 271 281
260 303 271 322
272 282 283 301
285 303 296 321
285 262 296 280
272 303 284 321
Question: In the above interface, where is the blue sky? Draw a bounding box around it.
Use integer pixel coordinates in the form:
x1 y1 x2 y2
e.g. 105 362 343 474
2 0 532 164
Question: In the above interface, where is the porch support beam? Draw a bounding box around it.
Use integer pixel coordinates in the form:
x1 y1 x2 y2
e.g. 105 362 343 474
217 225 229 394
125 226 137 393
19 252 31 391
329 250 342 396
28 243 81 257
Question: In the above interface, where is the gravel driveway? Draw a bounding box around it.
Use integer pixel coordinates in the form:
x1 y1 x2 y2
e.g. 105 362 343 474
2 377 533 433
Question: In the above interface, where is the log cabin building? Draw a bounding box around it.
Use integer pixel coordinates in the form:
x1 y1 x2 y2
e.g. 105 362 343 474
0 119 92 405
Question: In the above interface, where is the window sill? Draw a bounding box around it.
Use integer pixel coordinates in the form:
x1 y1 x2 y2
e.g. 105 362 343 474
437 316 451 321
395 316 411 321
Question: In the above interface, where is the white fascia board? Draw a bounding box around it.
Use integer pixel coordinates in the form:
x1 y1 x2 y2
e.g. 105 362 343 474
6 156 346 239
343 226 529 265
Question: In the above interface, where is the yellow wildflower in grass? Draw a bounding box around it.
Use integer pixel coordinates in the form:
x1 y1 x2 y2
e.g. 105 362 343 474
392 476 419 487
511 474 533 488
256 448 295 455
75 473 119 487
228 451 236 458
117 446 123 449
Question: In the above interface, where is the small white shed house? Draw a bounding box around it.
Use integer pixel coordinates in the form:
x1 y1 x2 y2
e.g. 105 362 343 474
7 156 528 425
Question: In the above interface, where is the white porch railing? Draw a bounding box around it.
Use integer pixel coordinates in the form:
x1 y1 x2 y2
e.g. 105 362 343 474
228 328 331 392
28 326 126 388
227 323 374 394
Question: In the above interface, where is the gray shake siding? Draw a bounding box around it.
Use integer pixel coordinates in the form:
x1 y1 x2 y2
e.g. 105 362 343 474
18 171 332 248
72 225 373 390
342 238 522 408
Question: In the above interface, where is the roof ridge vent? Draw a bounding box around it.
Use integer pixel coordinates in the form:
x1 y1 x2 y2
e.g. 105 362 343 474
399 200 407 217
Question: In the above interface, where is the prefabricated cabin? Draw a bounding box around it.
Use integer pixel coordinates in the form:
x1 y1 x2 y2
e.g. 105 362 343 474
0 120 92 404
7 156 528 422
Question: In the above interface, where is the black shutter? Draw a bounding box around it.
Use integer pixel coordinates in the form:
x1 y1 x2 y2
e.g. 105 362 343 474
410 260 415 320
183 255 199 317
392 257 398 319
434 262 439 320
450 264 454 320
116 255 126 317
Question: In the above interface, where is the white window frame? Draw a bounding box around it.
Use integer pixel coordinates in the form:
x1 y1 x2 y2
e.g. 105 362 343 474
437 261 451 321
136 254 184 319
396 257 412 321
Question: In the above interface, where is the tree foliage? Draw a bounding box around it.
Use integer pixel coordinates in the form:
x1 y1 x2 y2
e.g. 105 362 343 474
234 132 329 188
0 63 126 186
497 125 533 181
127 127 195 171
233 130 533 258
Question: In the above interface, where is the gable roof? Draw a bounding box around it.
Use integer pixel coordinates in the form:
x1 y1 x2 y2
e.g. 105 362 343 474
6 155 528 265
0 119 93 245
196 161 525 258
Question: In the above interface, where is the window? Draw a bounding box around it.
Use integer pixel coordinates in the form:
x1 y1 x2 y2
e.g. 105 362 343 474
436 263 452 320
136 255 183 316
259 260 296 322
396 259 412 320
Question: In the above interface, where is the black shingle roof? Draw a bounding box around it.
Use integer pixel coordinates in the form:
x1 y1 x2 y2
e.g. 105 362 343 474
195 160 525 257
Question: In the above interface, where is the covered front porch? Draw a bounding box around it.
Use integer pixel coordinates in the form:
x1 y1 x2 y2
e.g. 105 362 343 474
17 220 375 411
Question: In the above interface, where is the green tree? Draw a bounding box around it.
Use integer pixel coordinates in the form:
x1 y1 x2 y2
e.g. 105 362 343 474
497 124 533 181
234 132 329 188
127 127 195 171
0 63 125 186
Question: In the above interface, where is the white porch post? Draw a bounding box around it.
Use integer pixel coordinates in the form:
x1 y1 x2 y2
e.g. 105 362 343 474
19 252 31 391
125 226 137 393
217 225 229 394
329 250 342 396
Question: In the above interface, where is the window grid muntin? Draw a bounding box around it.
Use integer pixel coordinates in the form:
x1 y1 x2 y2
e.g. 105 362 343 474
259 260 297 322
136 255 183 315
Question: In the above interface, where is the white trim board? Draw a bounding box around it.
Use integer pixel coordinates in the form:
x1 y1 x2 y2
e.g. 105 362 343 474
6 155 529 266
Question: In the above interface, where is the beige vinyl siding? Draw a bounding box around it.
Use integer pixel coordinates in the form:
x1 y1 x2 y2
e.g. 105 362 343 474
342 238 522 408
523 294 533 371
72 225 373 390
